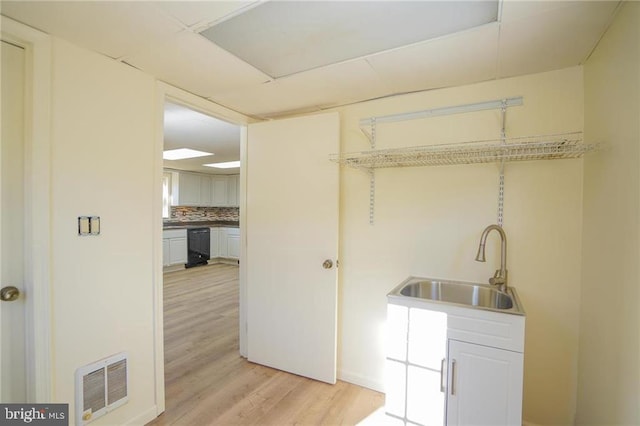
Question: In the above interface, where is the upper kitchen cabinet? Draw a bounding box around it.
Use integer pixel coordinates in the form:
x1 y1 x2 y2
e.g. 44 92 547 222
169 170 239 207
211 176 228 206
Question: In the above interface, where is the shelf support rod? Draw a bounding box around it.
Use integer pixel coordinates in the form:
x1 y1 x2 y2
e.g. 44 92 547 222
368 169 375 225
497 100 507 227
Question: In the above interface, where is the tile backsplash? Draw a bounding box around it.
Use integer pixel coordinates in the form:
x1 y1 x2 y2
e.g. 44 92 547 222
168 206 239 222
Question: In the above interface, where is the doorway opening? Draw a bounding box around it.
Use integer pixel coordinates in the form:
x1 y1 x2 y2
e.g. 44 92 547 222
158 98 246 416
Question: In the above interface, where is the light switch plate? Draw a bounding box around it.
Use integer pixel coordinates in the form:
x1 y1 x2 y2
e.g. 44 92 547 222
90 216 100 235
78 216 100 236
78 217 90 235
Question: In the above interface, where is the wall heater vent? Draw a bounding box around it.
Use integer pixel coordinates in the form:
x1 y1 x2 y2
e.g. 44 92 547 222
75 352 129 425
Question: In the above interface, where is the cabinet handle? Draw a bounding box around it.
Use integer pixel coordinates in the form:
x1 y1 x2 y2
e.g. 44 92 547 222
450 359 457 396
440 358 446 392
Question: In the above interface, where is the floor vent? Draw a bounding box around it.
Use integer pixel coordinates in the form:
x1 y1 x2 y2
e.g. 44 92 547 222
75 352 129 425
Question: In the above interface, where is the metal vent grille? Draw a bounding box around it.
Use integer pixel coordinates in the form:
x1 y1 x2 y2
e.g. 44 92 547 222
75 352 129 425
107 359 127 405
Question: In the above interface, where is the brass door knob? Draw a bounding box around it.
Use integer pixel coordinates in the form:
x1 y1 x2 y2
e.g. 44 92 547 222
322 259 333 269
1 286 20 302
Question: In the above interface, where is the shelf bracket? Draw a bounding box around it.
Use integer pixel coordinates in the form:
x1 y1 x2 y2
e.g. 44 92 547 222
360 117 377 149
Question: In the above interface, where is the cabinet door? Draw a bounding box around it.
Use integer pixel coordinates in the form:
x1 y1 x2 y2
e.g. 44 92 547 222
407 308 447 425
169 237 187 265
211 176 228 206
446 340 523 426
162 239 170 266
209 228 219 258
200 175 212 206
218 228 228 257
178 172 200 205
227 175 239 207
227 235 240 259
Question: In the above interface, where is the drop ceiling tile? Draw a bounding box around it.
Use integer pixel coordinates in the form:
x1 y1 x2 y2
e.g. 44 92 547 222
500 0 580 23
1 1 183 59
201 0 499 78
498 1 620 78
209 60 393 118
368 24 500 94
125 30 270 97
152 1 257 29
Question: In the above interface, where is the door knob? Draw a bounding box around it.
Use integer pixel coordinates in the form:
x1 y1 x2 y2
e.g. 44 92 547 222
1 286 20 302
322 259 333 269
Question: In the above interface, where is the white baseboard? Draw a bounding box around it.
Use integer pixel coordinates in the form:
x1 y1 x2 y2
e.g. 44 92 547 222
124 406 159 426
338 370 384 393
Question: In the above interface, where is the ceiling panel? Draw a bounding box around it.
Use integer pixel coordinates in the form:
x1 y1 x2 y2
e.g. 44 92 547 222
500 0 579 23
498 1 619 78
125 30 270 97
1 1 183 59
153 1 257 29
368 24 500 95
201 0 498 78
209 59 392 119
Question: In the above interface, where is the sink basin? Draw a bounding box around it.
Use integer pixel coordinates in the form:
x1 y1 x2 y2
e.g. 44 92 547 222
388 277 525 315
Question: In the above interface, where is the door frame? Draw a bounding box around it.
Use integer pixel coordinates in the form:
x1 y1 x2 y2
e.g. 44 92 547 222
1 17 53 402
153 82 252 414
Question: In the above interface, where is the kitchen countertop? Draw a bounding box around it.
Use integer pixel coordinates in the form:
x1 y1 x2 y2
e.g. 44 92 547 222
163 220 239 230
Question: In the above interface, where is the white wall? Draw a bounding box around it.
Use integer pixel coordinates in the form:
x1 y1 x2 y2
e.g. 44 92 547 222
334 67 585 425
577 3 640 425
49 38 158 425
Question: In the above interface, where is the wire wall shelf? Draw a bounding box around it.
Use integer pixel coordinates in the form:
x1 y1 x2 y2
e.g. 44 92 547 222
330 132 597 170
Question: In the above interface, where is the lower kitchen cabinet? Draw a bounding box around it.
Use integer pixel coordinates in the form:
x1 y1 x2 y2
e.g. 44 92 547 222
386 297 525 426
210 227 239 261
209 227 220 258
163 229 187 266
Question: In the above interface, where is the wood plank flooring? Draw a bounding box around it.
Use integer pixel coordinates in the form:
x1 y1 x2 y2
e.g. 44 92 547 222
148 264 384 426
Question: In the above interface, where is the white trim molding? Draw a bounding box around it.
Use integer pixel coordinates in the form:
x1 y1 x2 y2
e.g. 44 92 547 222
1 16 53 403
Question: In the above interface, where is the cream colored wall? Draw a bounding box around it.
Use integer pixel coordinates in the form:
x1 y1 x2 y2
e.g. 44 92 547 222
49 38 158 425
577 2 640 425
334 67 585 424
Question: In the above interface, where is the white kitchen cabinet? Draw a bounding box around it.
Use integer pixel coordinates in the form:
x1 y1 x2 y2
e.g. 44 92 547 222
169 238 187 265
211 176 228 206
168 170 239 207
218 228 228 257
163 229 187 266
227 174 239 207
170 171 212 207
199 175 212 206
446 340 523 426
162 239 170 266
209 227 219 259
386 293 525 426
226 227 240 259
212 227 239 260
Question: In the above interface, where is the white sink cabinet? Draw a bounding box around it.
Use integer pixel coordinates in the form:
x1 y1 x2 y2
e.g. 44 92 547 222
386 294 525 426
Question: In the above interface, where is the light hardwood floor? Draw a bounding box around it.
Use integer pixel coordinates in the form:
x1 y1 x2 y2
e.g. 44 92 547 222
148 263 384 426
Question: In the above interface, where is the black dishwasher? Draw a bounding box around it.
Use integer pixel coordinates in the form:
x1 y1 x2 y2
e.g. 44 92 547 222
186 228 210 268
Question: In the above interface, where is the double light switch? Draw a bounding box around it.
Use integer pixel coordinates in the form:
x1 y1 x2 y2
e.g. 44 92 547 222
78 216 100 236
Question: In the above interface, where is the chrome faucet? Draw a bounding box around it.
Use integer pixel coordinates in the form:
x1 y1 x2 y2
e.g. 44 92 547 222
475 224 508 291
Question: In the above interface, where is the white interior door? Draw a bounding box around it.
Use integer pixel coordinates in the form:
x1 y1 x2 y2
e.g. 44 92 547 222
1 40 27 402
246 112 339 384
